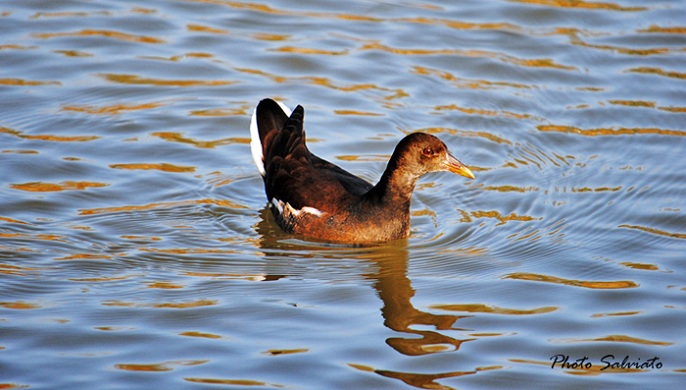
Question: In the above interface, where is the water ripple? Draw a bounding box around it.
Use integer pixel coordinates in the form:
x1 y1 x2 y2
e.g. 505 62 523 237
1 1 685 389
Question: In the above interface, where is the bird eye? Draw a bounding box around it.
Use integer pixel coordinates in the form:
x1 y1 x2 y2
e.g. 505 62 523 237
422 147 434 156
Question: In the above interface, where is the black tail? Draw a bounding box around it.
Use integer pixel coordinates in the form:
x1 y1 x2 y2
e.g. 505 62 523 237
254 99 309 176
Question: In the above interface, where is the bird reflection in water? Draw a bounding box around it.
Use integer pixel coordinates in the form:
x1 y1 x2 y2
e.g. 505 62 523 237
255 209 483 388
368 247 472 356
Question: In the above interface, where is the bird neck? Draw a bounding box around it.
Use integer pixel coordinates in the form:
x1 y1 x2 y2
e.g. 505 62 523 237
369 159 419 208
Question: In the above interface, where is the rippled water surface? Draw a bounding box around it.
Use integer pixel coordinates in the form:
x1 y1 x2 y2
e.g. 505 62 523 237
2 0 685 388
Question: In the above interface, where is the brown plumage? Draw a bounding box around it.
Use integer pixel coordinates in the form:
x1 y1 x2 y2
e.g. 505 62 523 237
250 98 475 244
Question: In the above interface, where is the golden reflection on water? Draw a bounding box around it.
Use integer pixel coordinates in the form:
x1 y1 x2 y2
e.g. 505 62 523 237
0 217 31 225
1 126 99 142
139 247 241 255
271 46 349 56
1 150 39 155
505 143 575 170
0 263 37 276
235 67 406 100
187 23 229 35
537 124 686 137
184 377 283 387
1 232 65 241
0 78 61 86
0 301 42 310
399 16 520 33
140 52 216 62
54 253 114 261
103 298 218 309
179 331 223 339
33 29 165 44
467 210 541 226
115 360 207 372
433 103 539 121
554 334 673 346
100 73 235 87
121 235 162 242
252 33 291 41
61 102 165 115
109 163 196 173
628 67 686 80
182 271 271 282
569 186 623 193
562 30 682 56
334 109 383 116
360 42 577 70
54 49 93 57
69 274 141 283
152 131 249 148
191 0 286 16
504 273 639 289
639 25 686 34
430 303 557 315
590 311 641 318
414 127 513 146
191 106 250 117
148 281 185 289
186 0 524 38
618 224 686 240
79 198 248 216
480 185 540 193
413 65 532 90
11 181 109 192
619 262 660 271
510 0 646 11
30 11 112 19
262 348 309 356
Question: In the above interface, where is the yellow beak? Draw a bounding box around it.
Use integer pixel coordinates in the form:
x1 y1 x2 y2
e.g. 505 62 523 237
446 153 475 179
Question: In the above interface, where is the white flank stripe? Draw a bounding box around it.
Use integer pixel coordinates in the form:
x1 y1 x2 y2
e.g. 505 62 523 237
300 206 323 217
271 198 323 218
250 99 293 177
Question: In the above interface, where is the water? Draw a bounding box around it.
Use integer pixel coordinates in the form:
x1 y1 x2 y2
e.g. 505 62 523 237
1 0 685 388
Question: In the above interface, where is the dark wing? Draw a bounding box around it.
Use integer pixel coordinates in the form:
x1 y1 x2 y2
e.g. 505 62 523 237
310 155 373 196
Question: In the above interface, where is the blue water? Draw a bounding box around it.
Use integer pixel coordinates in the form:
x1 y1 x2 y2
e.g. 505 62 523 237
1 0 685 388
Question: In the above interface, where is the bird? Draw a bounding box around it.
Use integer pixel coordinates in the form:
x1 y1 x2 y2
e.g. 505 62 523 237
250 98 475 244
